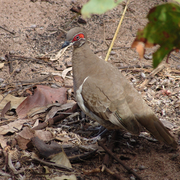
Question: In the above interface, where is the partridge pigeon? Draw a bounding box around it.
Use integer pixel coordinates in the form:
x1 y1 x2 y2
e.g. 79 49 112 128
61 27 177 148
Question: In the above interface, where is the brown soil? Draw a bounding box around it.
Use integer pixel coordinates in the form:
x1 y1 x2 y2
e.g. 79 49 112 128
0 0 180 180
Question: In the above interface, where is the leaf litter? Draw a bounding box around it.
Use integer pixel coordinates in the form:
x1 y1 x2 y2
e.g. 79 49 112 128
0 0 180 180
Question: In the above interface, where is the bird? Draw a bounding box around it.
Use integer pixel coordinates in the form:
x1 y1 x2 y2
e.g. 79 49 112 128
61 27 178 148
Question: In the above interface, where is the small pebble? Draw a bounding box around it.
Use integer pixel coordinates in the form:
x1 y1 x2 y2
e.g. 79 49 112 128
139 165 146 170
15 162 21 169
110 51 116 55
0 56 5 61
124 132 131 139
130 175 136 180
1 83 6 88
0 78 4 83
51 84 58 88
144 54 152 60
30 24 37 28
132 79 136 83
15 68 21 73
140 72 146 78
9 50 16 55
130 138 136 143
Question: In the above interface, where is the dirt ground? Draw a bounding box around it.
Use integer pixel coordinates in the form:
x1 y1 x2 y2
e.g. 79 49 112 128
0 0 180 179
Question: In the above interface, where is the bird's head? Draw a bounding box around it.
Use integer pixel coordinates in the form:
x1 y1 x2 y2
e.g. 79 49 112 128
61 27 87 49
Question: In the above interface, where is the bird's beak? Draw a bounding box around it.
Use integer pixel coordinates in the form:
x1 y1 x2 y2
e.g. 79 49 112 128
61 41 70 49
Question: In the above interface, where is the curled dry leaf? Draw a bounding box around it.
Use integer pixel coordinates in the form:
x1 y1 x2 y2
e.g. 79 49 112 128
0 119 28 135
1 101 11 117
45 100 76 120
16 127 53 150
62 67 72 79
16 85 67 118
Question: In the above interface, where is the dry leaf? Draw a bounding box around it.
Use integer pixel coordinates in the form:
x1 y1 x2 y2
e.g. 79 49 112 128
0 119 27 135
35 130 53 141
0 94 26 110
45 100 76 120
50 149 72 168
1 101 11 117
16 85 67 118
16 127 35 149
0 63 4 69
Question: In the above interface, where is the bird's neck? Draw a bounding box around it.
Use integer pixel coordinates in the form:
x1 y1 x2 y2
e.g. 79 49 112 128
72 43 99 90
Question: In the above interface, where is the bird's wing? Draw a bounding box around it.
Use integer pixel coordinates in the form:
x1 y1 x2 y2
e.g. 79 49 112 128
80 75 140 134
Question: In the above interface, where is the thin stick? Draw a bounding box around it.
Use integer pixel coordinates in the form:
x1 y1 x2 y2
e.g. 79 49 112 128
0 26 15 35
32 155 73 172
98 141 142 180
105 0 131 61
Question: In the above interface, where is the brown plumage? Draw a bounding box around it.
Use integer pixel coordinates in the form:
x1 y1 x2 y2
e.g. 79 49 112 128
62 27 178 148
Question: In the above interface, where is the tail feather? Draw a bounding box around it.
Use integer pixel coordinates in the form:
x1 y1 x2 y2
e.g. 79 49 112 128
137 114 178 148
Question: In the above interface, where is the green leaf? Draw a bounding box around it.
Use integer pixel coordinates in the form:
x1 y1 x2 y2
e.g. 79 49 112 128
134 3 180 68
81 0 123 18
153 44 173 68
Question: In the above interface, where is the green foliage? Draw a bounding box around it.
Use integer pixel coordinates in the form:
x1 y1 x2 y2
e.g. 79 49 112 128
81 0 123 17
136 3 180 68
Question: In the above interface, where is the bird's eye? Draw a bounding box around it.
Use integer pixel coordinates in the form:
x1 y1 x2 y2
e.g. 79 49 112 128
72 33 85 42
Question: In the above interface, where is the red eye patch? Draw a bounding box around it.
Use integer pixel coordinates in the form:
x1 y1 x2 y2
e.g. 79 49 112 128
72 33 85 42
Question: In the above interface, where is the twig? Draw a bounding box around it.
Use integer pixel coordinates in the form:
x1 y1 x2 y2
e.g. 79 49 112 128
32 155 73 172
0 26 15 35
98 141 142 180
105 0 131 61
139 62 166 88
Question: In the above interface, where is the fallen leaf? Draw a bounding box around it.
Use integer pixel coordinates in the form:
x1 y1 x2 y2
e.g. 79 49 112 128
50 149 72 168
45 100 76 120
0 63 4 69
16 85 67 118
35 130 53 141
0 94 26 110
16 127 35 150
0 119 27 135
1 101 11 117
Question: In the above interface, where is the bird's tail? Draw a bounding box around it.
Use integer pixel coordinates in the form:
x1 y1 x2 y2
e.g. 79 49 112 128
137 114 178 148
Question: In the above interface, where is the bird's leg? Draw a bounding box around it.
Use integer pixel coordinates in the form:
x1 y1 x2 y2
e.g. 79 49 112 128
103 130 119 167
90 126 107 138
